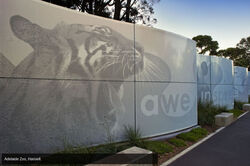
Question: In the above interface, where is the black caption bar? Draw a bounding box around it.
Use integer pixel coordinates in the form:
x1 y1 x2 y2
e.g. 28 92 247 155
2 153 158 164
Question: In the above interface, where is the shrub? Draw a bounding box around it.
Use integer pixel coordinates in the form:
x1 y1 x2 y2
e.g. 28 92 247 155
190 127 208 137
143 141 173 154
234 100 246 110
177 128 208 142
177 132 198 142
94 143 117 154
168 138 186 147
59 145 96 154
229 109 244 118
198 101 228 126
124 125 144 146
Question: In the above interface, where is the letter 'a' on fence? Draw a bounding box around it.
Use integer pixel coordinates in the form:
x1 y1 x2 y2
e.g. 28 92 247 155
0 0 197 155
234 66 248 102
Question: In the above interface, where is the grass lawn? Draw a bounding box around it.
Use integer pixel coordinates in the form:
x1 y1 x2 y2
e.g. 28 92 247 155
168 138 186 147
229 109 244 118
176 127 208 142
142 141 173 154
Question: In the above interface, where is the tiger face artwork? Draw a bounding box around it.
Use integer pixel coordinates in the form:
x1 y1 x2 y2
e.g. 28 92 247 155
0 15 170 153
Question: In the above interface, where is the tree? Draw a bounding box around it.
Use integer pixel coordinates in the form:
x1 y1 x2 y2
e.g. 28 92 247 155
217 47 250 70
192 35 219 55
236 36 250 70
237 36 250 55
218 37 250 70
42 0 160 26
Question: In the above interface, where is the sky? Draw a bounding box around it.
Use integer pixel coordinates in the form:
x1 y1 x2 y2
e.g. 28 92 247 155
153 0 250 50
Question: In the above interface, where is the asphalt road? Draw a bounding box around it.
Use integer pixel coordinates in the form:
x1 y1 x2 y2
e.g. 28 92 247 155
168 112 250 166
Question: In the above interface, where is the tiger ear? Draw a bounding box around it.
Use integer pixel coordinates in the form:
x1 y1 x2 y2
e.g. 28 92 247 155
10 15 43 46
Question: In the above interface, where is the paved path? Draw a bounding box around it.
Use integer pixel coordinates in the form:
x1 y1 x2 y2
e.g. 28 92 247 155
168 112 250 166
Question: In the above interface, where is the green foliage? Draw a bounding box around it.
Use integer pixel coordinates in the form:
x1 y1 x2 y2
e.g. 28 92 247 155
234 100 246 110
198 101 228 126
237 36 250 70
217 36 250 70
59 142 130 155
168 138 186 147
177 132 198 142
229 109 244 118
216 105 228 113
42 0 160 26
177 128 208 142
59 144 95 154
192 35 219 55
143 141 173 154
194 34 250 70
237 36 250 52
124 125 144 146
94 143 118 154
190 127 208 137
217 47 249 70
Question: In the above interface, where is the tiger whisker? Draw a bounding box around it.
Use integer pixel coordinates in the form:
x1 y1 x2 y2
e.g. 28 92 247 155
96 61 116 73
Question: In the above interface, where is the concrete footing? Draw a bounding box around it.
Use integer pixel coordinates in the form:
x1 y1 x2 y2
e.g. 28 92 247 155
243 104 250 112
215 112 234 127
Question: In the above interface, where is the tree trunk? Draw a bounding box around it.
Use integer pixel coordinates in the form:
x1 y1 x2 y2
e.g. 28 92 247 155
88 0 94 14
80 0 86 12
125 0 131 22
114 0 121 20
